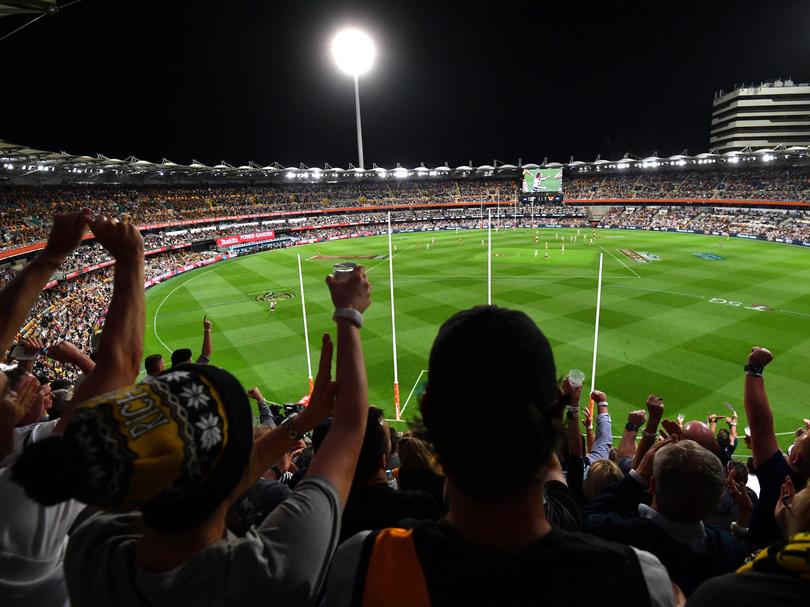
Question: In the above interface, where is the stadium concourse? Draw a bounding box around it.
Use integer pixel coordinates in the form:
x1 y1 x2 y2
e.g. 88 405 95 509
2 151 810 606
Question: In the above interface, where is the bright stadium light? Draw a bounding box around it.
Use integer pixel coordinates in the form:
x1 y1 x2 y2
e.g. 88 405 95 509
331 28 375 76
331 28 375 169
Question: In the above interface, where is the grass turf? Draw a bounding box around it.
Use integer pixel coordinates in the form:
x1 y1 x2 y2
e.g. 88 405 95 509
144 228 810 456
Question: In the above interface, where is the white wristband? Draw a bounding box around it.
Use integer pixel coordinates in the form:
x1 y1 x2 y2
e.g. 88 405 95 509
333 308 364 328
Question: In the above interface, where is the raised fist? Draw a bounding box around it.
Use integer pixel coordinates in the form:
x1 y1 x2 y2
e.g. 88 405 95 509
747 347 773 367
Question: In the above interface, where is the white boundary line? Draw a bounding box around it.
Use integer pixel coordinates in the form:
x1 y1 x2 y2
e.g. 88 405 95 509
598 244 640 278
153 267 219 354
366 243 417 273
399 369 428 417
589 253 603 395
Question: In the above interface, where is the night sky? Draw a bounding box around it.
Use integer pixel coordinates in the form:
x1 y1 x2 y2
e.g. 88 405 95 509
1 0 808 167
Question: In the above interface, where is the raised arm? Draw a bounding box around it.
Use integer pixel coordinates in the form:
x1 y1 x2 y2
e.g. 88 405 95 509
632 394 664 469
241 335 337 491
199 315 212 362
586 389 613 463
306 266 371 506
57 217 144 431
617 409 646 461
0 211 89 353
47 341 96 375
743 347 778 467
565 379 584 458
582 407 594 454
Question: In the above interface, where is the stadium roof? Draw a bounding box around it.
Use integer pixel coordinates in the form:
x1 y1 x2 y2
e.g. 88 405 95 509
1 140 809 186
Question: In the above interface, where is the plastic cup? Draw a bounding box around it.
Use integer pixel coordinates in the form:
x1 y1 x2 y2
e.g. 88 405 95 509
333 262 357 280
567 369 585 388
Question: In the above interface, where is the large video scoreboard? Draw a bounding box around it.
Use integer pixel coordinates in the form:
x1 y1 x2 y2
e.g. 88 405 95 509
520 168 564 203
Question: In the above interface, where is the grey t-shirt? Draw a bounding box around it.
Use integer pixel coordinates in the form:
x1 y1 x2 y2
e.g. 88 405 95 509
65 475 340 607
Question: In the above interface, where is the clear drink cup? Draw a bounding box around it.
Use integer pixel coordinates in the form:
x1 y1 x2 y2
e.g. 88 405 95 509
567 369 585 388
333 262 357 280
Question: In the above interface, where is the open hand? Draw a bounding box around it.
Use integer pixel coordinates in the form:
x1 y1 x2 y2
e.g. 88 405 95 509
726 468 752 518
295 334 337 431
774 475 796 535
0 373 40 425
635 434 678 481
659 418 683 440
581 407 592 430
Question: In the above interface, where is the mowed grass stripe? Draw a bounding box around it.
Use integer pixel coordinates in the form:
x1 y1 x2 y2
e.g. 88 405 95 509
144 228 810 451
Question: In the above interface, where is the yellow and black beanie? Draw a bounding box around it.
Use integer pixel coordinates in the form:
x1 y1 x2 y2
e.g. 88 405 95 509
12 364 253 532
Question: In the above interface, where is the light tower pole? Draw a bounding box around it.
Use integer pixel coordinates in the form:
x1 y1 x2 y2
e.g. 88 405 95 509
332 28 375 169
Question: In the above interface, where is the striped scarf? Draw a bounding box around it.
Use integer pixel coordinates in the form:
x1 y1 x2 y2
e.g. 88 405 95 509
738 532 810 579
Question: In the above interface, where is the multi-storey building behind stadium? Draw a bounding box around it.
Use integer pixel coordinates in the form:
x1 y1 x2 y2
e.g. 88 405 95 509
711 79 810 152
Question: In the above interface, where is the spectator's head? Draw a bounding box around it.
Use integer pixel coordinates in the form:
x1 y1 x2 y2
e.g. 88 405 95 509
583 459 624 502
144 354 165 376
397 435 440 474
650 440 725 524
12 364 253 533
170 349 193 367
743 426 752 449
716 427 731 448
48 379 74 420
353 406 391 483
788 431 810 476
683 420 717 451
419 306 561 498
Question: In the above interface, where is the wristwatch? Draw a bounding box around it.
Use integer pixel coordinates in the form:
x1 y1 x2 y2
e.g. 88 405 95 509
744 363 764 377
625 422 641 432
333 307 364 328
280 416 302 440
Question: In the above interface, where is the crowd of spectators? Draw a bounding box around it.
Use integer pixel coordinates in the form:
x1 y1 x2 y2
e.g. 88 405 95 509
2 210 809 606
600 206 810 242
1 249 218 382
3 167 810 250
567 167 810 201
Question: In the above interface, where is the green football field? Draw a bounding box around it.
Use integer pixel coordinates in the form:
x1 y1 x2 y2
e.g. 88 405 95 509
143 228 810 455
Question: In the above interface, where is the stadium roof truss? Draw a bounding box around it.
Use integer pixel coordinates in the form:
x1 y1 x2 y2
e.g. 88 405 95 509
1 140 809 186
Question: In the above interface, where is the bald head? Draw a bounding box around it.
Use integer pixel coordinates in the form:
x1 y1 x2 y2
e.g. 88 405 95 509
683 421 716 451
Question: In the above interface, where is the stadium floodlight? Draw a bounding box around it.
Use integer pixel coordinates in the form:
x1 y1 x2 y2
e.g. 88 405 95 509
331 28 375 169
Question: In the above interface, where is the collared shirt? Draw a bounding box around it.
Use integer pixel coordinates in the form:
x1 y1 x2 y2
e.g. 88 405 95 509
638 503 707 551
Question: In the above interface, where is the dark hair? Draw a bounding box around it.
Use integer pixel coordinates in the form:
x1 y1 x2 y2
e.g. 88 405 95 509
417 306 563 498
354 406 390 482
170 349 193 367
716 428 731 446
144 354 164 375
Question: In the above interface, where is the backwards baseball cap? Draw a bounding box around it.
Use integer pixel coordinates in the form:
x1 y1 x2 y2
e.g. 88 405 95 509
420 306 562 496
427 305 558 411
12 364 253 532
